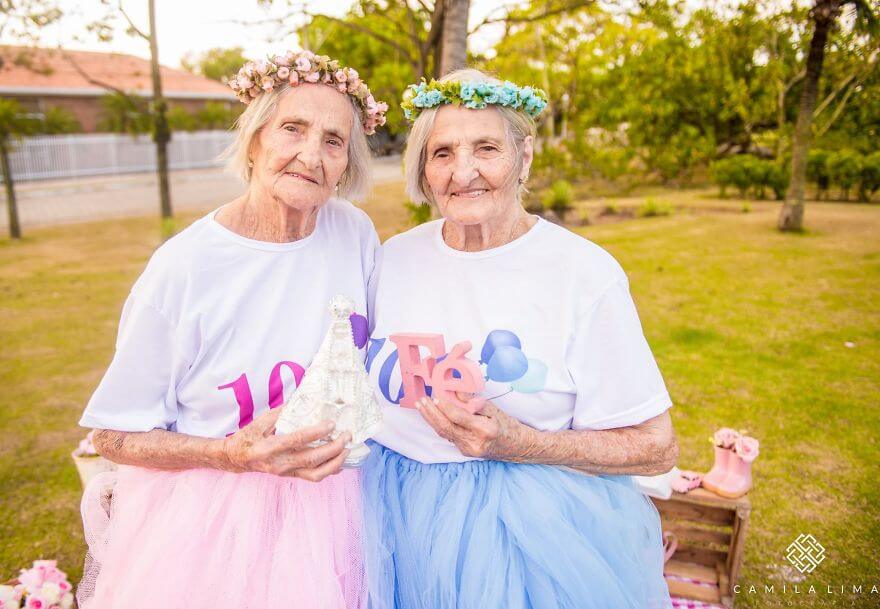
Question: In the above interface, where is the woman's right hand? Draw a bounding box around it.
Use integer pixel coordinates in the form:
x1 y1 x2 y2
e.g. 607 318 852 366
221 408 351 482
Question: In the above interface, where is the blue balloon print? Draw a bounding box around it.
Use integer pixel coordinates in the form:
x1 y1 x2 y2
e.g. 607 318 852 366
486 346 528 383
480 329 522 364
510 358 548 393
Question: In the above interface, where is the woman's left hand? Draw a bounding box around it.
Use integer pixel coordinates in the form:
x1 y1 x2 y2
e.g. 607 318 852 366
416 397 536 460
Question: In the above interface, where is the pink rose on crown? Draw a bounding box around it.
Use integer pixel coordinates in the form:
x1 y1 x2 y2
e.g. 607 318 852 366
734 436 760 462
288 71 299 85
276 66 290 80
334 69 347 83
304 71 320 83
294 56 311 73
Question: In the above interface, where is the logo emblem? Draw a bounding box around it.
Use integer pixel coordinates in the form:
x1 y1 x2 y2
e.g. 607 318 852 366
785 533 826 574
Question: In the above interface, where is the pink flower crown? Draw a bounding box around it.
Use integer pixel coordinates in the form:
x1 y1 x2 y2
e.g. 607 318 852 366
227 50 389 135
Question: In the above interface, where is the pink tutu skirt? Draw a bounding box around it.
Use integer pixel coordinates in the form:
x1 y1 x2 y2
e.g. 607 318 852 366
77 465 367 609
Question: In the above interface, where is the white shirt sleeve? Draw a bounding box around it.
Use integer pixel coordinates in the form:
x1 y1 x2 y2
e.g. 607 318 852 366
567 277 672 430
79 293 183 432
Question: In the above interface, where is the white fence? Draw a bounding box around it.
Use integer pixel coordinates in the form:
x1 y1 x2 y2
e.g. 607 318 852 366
3 130 234 182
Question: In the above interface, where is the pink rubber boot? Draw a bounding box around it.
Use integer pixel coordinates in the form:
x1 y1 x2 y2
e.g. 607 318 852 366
701 446 734 495
713 451 753 499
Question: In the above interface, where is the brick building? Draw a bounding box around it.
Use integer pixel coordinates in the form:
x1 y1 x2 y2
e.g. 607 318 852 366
0 46 237 132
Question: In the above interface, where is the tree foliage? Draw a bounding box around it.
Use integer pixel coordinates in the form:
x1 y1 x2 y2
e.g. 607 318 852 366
181 46 247 82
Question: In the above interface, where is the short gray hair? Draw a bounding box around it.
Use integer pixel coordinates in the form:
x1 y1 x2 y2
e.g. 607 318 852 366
404 68 538 205
221 83 371 202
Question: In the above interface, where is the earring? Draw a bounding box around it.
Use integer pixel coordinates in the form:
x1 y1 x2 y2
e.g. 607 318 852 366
247 160 254 168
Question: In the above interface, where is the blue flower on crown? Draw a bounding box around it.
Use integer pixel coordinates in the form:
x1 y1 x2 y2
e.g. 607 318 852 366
401 78 548 120
413 89 444 108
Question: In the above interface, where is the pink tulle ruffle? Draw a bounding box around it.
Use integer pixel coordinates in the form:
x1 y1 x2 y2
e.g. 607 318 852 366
78 465 366 609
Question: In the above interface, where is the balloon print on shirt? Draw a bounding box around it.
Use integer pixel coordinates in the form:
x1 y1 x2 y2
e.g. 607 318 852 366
367 328 548 408
479 330 548 395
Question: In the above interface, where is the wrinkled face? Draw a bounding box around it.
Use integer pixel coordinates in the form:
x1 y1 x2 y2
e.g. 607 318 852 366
249 84 353 210
423 105 532 227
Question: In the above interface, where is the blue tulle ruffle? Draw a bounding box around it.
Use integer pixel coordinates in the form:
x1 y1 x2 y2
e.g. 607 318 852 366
362 444 672 609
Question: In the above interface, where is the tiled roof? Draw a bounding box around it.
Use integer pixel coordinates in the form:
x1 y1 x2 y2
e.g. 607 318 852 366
0 45 235 100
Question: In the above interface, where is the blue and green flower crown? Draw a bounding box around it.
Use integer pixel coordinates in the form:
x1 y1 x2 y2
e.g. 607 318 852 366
401 79 549 121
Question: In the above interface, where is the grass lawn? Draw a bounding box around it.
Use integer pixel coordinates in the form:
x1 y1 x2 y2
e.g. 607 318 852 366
1 184 878 607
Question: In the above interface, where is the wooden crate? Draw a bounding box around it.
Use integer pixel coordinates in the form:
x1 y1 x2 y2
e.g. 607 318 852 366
650 487 750 608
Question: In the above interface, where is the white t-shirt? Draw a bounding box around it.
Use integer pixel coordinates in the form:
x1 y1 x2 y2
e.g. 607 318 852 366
368 217 672 464
80 198 379 439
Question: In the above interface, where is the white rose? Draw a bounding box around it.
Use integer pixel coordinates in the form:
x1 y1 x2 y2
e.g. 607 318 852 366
61 592 75 609
40 581 62 604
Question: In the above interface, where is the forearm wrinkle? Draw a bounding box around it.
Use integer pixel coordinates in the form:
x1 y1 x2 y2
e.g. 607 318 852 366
514 416 678 476
92 428 231 472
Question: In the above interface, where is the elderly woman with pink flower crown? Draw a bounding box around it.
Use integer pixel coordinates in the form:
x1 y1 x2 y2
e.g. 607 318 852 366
76 50 386 609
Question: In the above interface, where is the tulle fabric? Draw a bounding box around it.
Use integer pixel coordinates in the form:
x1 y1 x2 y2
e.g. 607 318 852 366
362 445 672 609
78 465 367 609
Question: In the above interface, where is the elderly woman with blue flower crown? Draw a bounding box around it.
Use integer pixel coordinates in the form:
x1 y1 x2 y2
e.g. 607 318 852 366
361 69 677 609
76 50 387 609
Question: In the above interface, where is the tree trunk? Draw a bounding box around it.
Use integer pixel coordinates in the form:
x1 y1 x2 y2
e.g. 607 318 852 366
0 140 21 239
148 0 172 221
439 0 470 76
535 25 555 140
778 1 838 232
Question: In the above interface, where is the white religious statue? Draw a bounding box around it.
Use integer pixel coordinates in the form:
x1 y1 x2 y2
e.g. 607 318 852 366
275 295 382 467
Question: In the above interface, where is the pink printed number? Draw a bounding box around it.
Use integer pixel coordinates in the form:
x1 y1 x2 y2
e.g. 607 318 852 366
217 373 255 431
219 360 305 433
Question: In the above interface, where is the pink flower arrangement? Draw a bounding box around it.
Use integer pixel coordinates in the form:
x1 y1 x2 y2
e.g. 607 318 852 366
709 427 760 461
73 430 99 457
1 561 74 609
227 50 388 135
734 436 760 462
710 427 742 449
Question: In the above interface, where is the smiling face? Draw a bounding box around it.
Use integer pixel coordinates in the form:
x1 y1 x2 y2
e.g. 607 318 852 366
423 104 532 227
248 84 354 211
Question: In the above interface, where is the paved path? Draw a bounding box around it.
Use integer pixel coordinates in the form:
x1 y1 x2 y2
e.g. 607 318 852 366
0 155 403 230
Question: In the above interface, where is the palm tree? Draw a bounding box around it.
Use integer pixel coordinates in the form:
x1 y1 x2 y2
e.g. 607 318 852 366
778 0 877 232
0 99 37 239
440 0 470 75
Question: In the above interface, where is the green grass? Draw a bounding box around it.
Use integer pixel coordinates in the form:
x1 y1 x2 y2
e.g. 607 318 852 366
1 188 878 607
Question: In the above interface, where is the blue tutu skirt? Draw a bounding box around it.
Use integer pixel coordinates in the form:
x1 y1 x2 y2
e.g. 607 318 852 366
361 444 672 609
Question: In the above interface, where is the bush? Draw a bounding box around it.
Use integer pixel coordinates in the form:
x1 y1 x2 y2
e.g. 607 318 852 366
858 152 880 202
807 149 831 200
711 155 788 200
761 162 790 201
827 149 863 201
197 102 242 130
39 106 81 134
542 179 574 215
167 106 198 132
710 156 754 197
601 201 621 215
638 198 673 217
404 201 432 226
